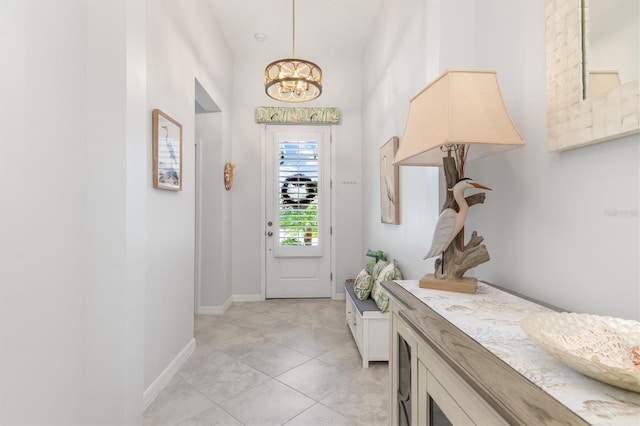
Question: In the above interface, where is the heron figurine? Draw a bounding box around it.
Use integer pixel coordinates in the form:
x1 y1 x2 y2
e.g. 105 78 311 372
424 178 492 274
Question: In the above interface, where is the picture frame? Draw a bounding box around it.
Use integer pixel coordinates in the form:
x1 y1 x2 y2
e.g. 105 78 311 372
380 136 399 224
152 108 182 191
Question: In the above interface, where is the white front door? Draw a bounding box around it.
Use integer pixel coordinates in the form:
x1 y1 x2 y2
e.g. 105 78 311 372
265 125 332 298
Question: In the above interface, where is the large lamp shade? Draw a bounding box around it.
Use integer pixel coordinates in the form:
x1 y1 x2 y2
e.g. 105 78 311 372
394 69 525 166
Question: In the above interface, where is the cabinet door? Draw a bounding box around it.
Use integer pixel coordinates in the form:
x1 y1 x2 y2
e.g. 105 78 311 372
418 342 507 426
391 314 419 426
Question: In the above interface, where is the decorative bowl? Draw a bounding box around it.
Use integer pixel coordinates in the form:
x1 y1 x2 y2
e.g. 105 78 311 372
521 311 640 392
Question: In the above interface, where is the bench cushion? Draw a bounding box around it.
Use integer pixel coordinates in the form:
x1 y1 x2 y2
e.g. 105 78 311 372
345 282 380 315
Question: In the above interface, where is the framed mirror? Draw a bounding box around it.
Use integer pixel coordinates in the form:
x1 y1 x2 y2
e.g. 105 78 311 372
584 0 639 99
546 0 639 151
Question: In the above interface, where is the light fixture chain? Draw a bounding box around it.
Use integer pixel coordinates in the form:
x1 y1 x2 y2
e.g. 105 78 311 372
292 0 296 57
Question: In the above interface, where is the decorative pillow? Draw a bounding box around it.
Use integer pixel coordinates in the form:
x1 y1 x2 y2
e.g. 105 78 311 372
371 259 389 282
353 268 374 300
372 260 403 313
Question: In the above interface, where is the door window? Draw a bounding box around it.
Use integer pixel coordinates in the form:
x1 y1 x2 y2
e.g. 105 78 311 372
278 140 319 247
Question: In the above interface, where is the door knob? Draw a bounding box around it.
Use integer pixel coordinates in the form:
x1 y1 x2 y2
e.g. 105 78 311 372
267 231 273 237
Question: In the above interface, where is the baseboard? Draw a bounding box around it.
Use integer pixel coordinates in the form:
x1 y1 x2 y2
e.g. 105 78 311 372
198 295 233 315
232 294 262 302
143 338 196 411
334 292 345 300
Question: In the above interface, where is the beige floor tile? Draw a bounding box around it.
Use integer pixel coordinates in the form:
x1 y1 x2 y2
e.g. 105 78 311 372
143 377 215 426
145 299 390 426
321 379 389 425
176 405 243 426
284 403 357 426
219 379 315 426
195 322 250 346
217 331 278 358
317 340 362 367
276 359 350 401
219 309 280 327
348 361 389 387
194 315 226 331
282 328 352 357
255 321 310 343
260 308 303 324
183 359 270 404
177 344 237 380
240 343 311 377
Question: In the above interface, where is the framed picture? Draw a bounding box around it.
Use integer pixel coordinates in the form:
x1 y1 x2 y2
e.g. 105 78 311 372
152 109 182 191
380 136 399 224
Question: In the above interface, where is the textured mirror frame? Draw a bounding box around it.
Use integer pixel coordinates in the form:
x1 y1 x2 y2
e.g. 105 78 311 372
546 0 639 151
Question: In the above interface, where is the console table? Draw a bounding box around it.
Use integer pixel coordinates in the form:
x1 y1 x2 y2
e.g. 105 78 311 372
383 280 640 425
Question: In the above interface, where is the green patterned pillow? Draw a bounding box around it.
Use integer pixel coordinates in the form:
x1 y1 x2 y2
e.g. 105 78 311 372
372 260 402 313
371 259 389 282
381 259 403 281
354 268 373 300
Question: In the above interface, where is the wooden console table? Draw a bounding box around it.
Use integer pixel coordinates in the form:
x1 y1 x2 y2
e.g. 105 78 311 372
383 280 640 425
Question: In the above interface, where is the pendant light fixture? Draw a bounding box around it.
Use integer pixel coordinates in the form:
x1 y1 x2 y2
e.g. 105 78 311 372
264 0 322 102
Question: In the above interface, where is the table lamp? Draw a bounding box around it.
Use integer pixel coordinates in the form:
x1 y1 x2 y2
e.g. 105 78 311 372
394 69 525 293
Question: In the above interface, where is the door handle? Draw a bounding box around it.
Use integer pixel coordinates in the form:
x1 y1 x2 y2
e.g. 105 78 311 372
267 231 273 237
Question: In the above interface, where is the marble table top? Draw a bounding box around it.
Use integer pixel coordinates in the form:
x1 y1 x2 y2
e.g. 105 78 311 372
393 280 640 425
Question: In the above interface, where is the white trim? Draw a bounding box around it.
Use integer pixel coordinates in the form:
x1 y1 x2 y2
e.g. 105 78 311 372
334 292 345 300
260 124 267 301
197 294 263 315
194 139 203 316
143 338 196 411
198 295 232 315
232 294 263 302
330 125 336 299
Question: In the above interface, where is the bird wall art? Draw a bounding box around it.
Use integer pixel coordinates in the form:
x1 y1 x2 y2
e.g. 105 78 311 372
380 137 399 224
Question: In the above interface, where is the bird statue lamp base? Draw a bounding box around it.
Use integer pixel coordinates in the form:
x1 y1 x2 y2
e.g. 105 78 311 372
419 155 493 294
419 273 477 294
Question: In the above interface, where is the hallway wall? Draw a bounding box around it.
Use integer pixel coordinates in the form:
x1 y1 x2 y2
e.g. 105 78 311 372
1 0 234 423
361 0 441 279
361 0 639 319
144 0 233 393
1 1 148 423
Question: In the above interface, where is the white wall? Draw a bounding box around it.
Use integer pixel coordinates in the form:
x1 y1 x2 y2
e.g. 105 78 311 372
230 53 364 299
466 0 639 320
1 0 147 423
145 0 233 389
361 0 440 278
361 0 639 320
196 111 233 310
1 0 233 423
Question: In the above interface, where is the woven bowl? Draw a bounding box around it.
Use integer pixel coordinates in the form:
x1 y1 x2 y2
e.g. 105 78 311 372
521 311 640 392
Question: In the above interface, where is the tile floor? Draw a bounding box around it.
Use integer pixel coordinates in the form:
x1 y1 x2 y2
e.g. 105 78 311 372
143 299 389 426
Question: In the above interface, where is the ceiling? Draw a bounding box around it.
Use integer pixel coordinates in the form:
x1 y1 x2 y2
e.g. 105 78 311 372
207 0 384 60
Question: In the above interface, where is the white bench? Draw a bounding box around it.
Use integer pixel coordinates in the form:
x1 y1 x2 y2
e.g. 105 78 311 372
345 281 390 368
